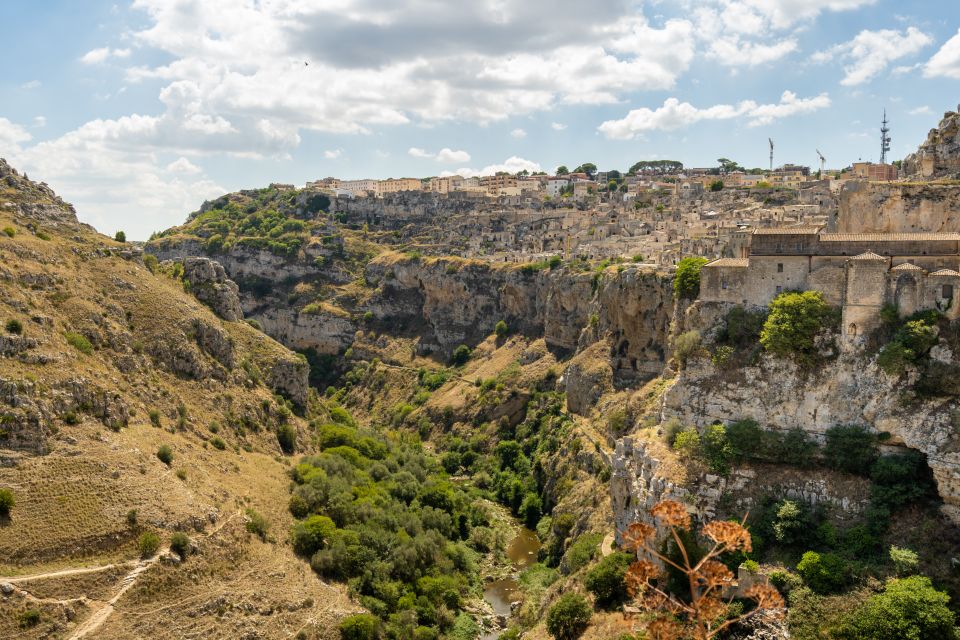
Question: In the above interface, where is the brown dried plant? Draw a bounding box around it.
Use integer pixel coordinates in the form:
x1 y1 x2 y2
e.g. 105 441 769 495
621 500 784 639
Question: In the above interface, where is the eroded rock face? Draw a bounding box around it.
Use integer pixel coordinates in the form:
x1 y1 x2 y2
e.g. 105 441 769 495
903 109 960 178
837 181 960 233
182 257 244 322
564 341 614 415
268 356 309 409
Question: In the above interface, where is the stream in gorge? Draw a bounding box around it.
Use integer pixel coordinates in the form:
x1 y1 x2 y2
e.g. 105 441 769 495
480 526 541 639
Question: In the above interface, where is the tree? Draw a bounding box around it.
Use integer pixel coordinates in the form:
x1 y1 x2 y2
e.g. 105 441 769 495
759 290 837 365
796 550 850 594
170 532 191 559
620 500 784 639
674 257 709 299
889 546 919 576
716 158 744 174
546 592 592 640
156 445 173 466
709 180 724 191
556 165 569 175
277 424 297 454
0 488 14 516
585 552 633 608
291 515 336 556
138 531 161 558
573 163 597 178
841 576 955 640
450 344 471 366
494 320 509 338
114 230 127 243
340 613 380 640
824 425 877 475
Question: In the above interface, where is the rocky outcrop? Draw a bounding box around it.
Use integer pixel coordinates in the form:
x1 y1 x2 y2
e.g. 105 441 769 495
564 341 614 415
268 356 310 408
903 108 960 178
192 319 235 369
255 306 355 354
0 158 78 226
182 257 244 321
837 180 960 233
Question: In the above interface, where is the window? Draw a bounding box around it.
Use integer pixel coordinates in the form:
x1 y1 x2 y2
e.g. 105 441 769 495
943 284 954 299
777 263 784 273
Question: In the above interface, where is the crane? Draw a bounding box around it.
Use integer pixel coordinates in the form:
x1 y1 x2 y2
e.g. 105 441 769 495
768 138 774 172
816 149 826 179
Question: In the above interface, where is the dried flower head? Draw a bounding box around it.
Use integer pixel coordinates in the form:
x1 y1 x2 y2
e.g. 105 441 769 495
744 583 786 613
622 522 656 551
651 500 691 529
625 559 660 597
698 595 729 622
698 559 735 590
646 616 685 640
702 520 752 553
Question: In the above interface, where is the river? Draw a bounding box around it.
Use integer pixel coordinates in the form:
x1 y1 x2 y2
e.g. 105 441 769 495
480 526 541 639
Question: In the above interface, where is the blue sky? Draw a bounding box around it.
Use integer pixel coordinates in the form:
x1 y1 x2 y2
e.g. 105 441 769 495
2 0 960 239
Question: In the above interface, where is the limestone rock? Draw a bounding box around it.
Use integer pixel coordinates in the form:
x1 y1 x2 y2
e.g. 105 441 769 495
182 257 244 321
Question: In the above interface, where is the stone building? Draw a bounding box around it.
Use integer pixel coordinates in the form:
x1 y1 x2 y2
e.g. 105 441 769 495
700 226 960 344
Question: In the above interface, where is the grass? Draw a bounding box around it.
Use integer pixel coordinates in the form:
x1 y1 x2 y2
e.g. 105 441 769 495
64 331 93 355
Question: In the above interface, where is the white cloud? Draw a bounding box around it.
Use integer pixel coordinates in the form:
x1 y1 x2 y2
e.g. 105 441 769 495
909 106 932 116
80 47 131 64
740 0 877 30
551 122 567 130
20 80 41 90
447 156 542 178
813 27 932 85
510 128 527 139
598 90 831 139
166 157 202 174
0 118 33 151
33 116 47 128
408 147 471 162
324 148 343 159
925 29 960 79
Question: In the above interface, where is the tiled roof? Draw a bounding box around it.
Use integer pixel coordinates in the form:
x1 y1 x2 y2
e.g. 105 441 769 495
752 226 823 235
704 258 749 267
929 269 960 277
849 251 886 261
891 262 923 271
820 233 960 242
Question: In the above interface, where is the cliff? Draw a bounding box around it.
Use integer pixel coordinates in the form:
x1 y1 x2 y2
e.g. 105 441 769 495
837 180 960 233
903 108 960 178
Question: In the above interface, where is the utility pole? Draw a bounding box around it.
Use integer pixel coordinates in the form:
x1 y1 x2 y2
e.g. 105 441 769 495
768 138 774 172
880 110 891 165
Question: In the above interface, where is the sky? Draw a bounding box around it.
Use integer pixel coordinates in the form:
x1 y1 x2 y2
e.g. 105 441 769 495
2 1 960 239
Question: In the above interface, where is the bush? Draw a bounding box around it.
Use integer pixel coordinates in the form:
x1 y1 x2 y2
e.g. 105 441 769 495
878 316 940 375
673 428 701 459
291 515 336 556
339 613 380 640
156 445 173 466
889 545 919 576
3 226 16 238
564 533 602 573
546 592 592 640
143 253 159 273
277 424 297 454
0 488 14 516
170 532 191 559
673 330 702 366
245 508 270 541
824 425 877 475
674 257 708 299
450 344 471 366
210 436 226 450
701 423 733 474
126 509 138 528
494 320 509 337
19 609 40 628
796 550 850 594
65 331 93 355
841 575 955 640
138 531 161 558
709 180 724 191
760 290 838 366
149 409 162 427
114 230 127 242
5 319 23 334
585 552 632 608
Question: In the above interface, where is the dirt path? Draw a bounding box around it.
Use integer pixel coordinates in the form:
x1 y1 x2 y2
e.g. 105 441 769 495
0 561 134 584
600 532 615 557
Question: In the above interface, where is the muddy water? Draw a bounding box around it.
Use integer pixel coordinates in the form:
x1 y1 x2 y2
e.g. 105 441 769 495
481 526 541 639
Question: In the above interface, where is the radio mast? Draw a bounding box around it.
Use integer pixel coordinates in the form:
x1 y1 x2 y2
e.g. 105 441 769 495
880 110 891 164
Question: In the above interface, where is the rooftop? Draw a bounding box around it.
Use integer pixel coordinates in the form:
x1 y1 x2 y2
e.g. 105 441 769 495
704 258 749 267
849 251 886 261
929 269 960 277
891 262 924 271
752 226 823 235
819 233 960 242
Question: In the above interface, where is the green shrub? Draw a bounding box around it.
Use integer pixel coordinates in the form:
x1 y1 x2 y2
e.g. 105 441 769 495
138 531 161 558
170 532 191 559
841 575 955 640
291 515 336 556
760 291 838 365
156 444 173 466
889 545 919 576
711 345 734 368
339 613 380 640
126 509 138 528
494 320 509 337
673 428 701 459
771 500 812 546
277 424 297 454
18 609 40 628
36 230 51 241
245 508 270 541
3 226 16 238
674 257 708 299
65 331 93 355
519 493 542 529
5 319 23 334
0 488 14 516
662 418 684 447
546 592 592 640
710 180 724 191
768 569 803 593
717 306 768 349
796 550 850 594
143 253 159 273
210 436 226 450
450 344 471 366
564 533 602 573
878 316 941 375
114 230 127 242
701 423 733 474
824 425 877 475
149 409 162 427
585 552 632 608
673 330 702 366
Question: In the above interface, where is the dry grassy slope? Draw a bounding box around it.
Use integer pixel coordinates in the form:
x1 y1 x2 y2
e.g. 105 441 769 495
0 174 351 639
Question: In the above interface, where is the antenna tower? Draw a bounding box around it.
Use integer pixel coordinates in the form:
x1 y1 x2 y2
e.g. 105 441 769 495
768 138 774 172
880 110 891 164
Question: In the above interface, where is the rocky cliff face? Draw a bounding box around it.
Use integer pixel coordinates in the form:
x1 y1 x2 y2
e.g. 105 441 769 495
837 180 960 233
903 108 960 178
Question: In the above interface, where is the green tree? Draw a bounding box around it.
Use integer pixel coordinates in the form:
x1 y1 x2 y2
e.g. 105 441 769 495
674 257 708 299
494 320 509 338
840 576 955 640
824 425 877 475
0 488 14 516
546 592 592 640
759 291 837 365
114 230 127 243
796 550 850 594
170 532 191 559
701 423 733 474
450 344 471 366
889 546 919 576
156 445 173 466
573 163 597 178
710 180 724 191
138 531 161 558
556 165 569 175
291 515 336 556
585 552 632 608
339 613 380 640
